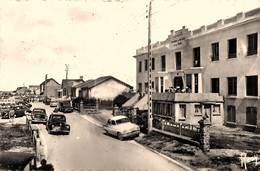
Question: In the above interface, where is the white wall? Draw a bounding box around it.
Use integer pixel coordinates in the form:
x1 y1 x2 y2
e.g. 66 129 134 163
89 79 131 100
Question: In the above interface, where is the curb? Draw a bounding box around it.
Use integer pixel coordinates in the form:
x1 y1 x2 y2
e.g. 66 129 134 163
81 114 194 171
131 141 194 171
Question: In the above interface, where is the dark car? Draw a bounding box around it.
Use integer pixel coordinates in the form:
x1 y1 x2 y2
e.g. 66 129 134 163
43 97 51 105
14 105 28 117
31 108 48 124
46 113 70 135
59 100 73 113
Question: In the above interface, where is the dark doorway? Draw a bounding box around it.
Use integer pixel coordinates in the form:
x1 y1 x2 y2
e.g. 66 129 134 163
174 77 183 89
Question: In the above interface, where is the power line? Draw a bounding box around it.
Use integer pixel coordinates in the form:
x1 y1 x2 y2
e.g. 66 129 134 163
151 1 179 15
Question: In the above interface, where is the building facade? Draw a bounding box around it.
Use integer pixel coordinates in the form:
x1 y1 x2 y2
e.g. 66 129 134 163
73 76 133 100
40 78 60 98
134 8 260 130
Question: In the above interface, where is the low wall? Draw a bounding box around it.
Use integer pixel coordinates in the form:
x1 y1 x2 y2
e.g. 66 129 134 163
26 116 48 167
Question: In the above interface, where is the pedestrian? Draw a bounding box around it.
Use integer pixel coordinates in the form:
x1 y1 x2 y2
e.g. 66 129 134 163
9 107 15 123
36 159 54 171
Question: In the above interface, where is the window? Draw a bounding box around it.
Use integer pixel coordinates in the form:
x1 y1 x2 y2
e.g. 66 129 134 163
247 33 258 56
227 106 236 123
63 89 66 96
213 104 220 114
228 38 237 58
161 55 166 71
228 77 237 95
186 74 192 92
176 52 181 70
155 77 159 92
145 59 148 71
246 107 257 125
167 103 172 117
145 82 148 93
195 104 202 115
112 120 116 125
193 47 200 67
211 78 219 93
194 74 198 93
139 61 142 72
179 104 186 119
151 81 154 89
246 75 258 96
160 77 164 93
212 42 219 61
138 83 142 92
152 58 155 70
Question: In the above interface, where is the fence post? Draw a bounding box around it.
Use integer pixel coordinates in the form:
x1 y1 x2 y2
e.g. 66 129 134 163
95 99 99 111
198 118 211 152
80 100 84 114
113 105 119 116
179 123 182 135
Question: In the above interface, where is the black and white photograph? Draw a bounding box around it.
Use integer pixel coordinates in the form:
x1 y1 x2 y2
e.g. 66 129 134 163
0 0 260 170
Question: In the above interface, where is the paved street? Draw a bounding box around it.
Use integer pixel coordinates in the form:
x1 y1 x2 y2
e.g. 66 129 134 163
31 102 188 171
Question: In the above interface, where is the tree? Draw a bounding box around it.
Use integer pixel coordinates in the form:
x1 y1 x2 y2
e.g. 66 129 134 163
113 94 128 108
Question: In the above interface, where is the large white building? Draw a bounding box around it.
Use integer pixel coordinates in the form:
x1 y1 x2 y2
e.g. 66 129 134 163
134 7 260 131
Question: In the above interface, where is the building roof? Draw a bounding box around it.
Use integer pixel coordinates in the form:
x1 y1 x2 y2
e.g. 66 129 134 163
73 76 133 89
29 85 40 88
61 79 84 88
40 78 60 87
122 93 140 108
133 94 148 110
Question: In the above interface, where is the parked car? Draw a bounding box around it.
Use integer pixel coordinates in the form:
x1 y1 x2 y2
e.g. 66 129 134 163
59 100 73 113
43 97 51 105
50 100 58 108
31 108 48 124
46 113 70 135
14 105 27 117
103 115 140 140
0 105 12 119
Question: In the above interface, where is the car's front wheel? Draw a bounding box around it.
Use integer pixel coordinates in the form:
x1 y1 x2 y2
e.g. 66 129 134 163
117 132 123 141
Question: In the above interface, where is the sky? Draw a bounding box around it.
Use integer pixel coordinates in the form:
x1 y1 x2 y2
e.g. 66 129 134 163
0 0 259 91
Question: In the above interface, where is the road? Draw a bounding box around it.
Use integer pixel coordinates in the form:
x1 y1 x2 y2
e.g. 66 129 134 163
31 102 188 171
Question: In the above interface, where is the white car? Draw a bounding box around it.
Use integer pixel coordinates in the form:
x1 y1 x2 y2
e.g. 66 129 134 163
50 101 58 107
104 115 140 140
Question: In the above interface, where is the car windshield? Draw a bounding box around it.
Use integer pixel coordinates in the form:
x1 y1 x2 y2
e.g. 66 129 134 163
52 115 66 121
116 118 130 124
62 102 71 107
33 109 45 113
34 113 46 118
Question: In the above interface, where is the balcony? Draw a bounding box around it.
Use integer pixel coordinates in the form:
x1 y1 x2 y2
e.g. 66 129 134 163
152 92 224 103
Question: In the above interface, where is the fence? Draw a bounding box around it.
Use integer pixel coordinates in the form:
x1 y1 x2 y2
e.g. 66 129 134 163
161 120 201 142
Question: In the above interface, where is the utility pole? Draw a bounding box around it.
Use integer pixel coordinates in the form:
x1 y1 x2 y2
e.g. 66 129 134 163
65 64 69 98
147 0 153 134
65 64 69 80
45 74 48 99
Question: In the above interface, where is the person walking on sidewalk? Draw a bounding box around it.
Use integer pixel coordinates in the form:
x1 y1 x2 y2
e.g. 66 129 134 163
9 107 15 124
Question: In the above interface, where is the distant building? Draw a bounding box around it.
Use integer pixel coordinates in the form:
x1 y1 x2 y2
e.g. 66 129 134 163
134 8 260 131
61 77 84 99
28 85 40 95
16 87 28 95
73 76 133 100
40 78 60 98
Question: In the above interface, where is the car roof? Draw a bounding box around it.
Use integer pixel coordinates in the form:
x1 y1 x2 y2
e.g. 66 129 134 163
110 115 128 120
33 108 45 110
51 113 65 116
